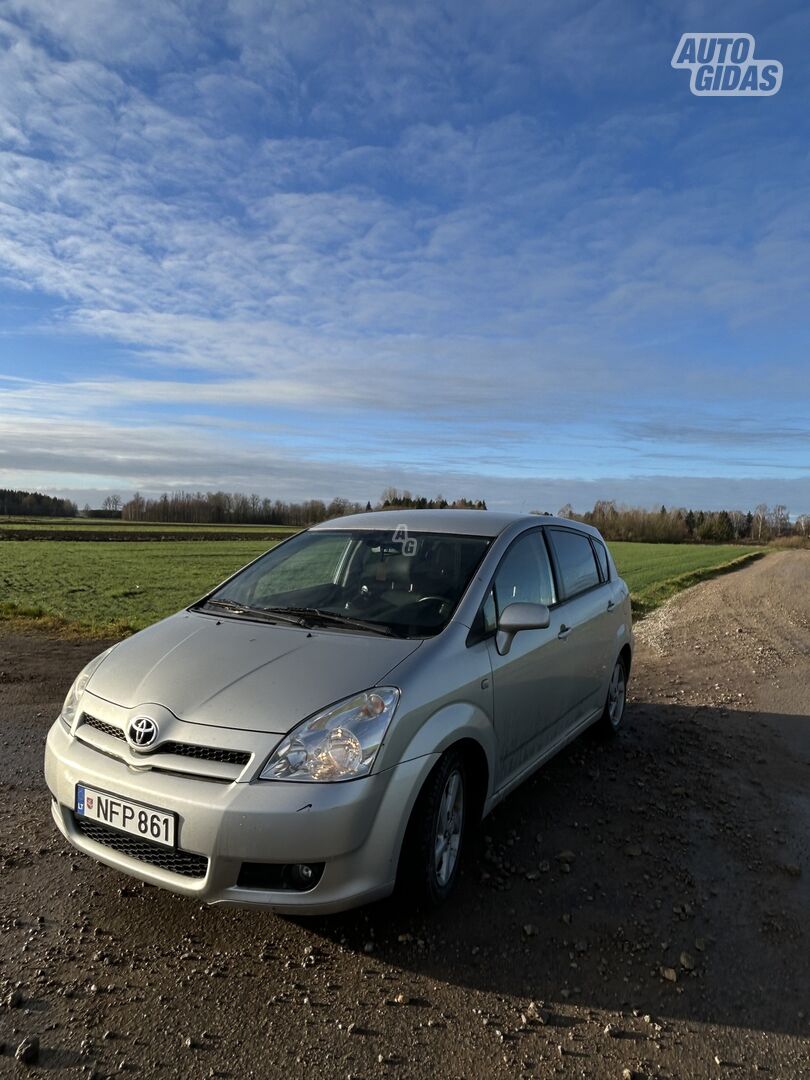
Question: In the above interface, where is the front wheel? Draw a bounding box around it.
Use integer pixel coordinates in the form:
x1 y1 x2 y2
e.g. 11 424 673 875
399 748 467 906
598 656 627 735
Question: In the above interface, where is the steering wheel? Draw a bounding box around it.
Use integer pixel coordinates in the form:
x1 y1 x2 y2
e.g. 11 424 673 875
418 595 446 605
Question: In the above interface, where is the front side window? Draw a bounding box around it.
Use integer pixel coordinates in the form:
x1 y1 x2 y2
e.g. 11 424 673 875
492 532 555 615
547 528 601 599
198 529 491 638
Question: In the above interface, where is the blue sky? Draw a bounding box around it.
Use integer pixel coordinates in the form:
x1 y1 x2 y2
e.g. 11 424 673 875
1 0 808 513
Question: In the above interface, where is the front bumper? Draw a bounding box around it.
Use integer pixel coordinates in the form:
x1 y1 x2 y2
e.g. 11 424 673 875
45 720 437 914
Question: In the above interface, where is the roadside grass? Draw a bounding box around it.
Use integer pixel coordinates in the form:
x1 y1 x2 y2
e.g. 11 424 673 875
0 537 767 639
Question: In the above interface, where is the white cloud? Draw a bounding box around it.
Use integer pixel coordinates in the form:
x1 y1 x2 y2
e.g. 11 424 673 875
4 1 205 69
0 3 807 510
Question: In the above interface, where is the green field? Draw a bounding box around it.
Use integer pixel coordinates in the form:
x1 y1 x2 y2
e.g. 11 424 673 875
0 536 764 638
0 540 272 637
609 542 762 617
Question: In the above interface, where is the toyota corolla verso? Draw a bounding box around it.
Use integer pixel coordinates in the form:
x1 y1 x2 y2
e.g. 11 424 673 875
45 510 632 913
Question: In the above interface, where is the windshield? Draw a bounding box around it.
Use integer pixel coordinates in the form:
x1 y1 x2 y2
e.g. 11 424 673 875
199 529 491 638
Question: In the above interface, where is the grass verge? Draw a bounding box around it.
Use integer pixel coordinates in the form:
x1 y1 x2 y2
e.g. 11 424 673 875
629 550 766 619
0 601 134 640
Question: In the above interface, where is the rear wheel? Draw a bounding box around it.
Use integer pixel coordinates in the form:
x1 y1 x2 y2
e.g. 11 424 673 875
599 656 627 734
400 748 467 906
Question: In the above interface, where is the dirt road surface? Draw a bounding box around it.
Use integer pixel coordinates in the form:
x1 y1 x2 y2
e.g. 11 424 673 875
1 551 808 1079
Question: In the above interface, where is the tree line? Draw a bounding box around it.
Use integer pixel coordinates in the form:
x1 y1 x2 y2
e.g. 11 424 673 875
0 488 77 517
119 488 486 526
379 488 487 511
121 491 363 526
3 486 807 543
554 501 808 543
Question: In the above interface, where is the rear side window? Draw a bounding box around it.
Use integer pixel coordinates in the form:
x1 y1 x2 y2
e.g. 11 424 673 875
547 528 600 599
592 538 610 581
493 532 555 613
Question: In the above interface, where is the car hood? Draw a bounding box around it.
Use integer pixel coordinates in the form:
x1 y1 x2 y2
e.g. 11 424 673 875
87 610 421 734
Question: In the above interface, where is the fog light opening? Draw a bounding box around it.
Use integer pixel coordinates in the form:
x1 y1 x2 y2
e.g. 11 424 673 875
236 861 325 891
288 862 322 890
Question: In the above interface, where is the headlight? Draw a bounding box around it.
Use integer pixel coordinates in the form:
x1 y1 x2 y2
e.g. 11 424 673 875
260 687 400 782
60 648 114 730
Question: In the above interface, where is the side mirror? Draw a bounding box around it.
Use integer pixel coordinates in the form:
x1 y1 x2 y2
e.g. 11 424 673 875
496 602 551 655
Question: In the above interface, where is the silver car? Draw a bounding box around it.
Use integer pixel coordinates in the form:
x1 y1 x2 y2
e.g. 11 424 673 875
45 510 632 913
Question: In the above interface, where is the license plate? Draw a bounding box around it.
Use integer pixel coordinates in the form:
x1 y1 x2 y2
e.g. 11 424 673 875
75 784 176 848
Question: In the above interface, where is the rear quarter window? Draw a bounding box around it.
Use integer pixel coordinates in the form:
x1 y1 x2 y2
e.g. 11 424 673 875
592 538 610 581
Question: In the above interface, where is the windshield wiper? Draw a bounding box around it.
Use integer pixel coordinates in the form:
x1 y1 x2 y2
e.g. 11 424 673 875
260 606 397 636
197 599 305 626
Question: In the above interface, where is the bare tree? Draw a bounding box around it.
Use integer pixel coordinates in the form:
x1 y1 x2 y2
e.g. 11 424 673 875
729 510 747 539
591 499 617 525
769 504 789 537
753 503 769 542
122 492 145 521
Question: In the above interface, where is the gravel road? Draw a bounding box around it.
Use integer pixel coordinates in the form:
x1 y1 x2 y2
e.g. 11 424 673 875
1 551 808 1079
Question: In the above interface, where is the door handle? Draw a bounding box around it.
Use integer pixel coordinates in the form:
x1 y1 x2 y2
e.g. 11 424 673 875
558 624 572 640
607 599 615 611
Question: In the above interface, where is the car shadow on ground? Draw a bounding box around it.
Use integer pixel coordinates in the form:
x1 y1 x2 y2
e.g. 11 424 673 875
19 700 808 1045
293 701 810 1037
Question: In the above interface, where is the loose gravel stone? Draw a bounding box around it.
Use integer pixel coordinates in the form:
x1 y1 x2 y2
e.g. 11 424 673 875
15 1035 40 1065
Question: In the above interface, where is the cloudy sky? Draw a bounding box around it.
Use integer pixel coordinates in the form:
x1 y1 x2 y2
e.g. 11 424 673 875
1 1 808 513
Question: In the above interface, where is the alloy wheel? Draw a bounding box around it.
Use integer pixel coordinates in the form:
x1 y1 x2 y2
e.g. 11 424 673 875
607 661 626 728
434 768 464 887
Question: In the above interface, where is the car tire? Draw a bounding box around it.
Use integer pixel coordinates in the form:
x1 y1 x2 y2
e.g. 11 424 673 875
400 748 468 907
598 655 627 735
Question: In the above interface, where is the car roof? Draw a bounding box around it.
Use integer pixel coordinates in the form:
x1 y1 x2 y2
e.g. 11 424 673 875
309 509 601 539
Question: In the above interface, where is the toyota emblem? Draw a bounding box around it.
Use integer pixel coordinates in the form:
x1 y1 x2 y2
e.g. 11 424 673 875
127 715 158 749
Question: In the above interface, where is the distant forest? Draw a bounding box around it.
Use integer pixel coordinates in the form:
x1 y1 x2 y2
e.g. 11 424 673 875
554 500 807 544
3 486 808 543
0 488 78 517
120 487 487 526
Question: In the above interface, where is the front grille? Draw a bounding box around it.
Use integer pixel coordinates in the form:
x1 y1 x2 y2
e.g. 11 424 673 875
74 817 208 879
82 714 125 740
160 743 251 766
80 715 250 767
